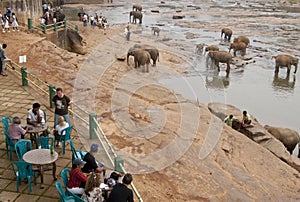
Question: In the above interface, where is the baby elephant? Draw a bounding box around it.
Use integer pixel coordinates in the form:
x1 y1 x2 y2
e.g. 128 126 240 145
229 42 247 56
205 45 219 52
233 36 250 47
152 27 160 36
274 54 298 76
207 51 232 73
221 28 233 42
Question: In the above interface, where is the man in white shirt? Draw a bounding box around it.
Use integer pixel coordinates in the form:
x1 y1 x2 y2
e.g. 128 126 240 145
27 102 45 126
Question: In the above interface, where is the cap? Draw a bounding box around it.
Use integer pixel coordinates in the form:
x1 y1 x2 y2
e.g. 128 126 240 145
73 158 86 166
90 144 99 153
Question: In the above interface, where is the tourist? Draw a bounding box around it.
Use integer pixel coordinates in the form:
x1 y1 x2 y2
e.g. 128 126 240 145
67 158 88 195
82 172 102 201
83 13 88 26
82 144 105 174
52 87 71 127
11 13 19 32
0 43 10 76
27 102 45 126
53 116 69 147
107 173 134 202
0 12 4 32
5 7 12 22
8 116 27 143
3 15 10 33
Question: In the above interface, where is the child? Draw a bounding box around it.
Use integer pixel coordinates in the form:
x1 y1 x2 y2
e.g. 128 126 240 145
11 13 19 32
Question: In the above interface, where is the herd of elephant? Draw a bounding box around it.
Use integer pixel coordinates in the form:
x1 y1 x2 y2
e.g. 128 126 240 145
200 28 298 76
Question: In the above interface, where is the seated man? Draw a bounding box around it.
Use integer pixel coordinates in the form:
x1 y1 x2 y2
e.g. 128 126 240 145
242 110 252 127
107 173 134 202
8 116 27 144
67 158 88 195
224 114 237 128
82 144 105 174
27 102 45 126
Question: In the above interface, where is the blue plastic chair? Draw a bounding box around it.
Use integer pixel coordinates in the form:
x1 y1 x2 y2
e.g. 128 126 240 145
36 136 54 149
61 168 84 202
15 139 32 161
69 141 86 164
58 125 73 155
2 116 15 159
11 161 36 192
56 181 76 202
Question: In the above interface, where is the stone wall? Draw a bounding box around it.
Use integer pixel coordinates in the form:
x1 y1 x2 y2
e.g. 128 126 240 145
2 0 43 26
63 0 104 4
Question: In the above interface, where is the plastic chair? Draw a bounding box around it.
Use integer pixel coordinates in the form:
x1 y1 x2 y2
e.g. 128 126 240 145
15 139 32 161
11 161 36 192
58 125 73 155
2 116 12 134
61 168 84 202
69 141 86 164
56 181 76 202
36 136 54 149
4 130 16 160
2 116 15 159
43 110 47 123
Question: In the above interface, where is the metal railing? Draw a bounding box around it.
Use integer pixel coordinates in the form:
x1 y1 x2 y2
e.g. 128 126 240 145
6 60 143 202
28 18 78 34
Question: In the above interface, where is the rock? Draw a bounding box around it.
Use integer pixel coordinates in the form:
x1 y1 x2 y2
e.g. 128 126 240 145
208 102 300 172
151 10 160 13
173 15 185 19
66 29 87 55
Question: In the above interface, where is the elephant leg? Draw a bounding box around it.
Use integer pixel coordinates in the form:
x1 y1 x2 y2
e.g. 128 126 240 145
287 64 291 76
286 144 296 154
146 64 149 72
226 62 230 73
234 51 237 57
294 66 297 74
215 61 220 71
275 65 279 74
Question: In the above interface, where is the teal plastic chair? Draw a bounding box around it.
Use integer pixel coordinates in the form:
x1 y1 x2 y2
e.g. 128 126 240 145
56 181 76 202
4 130 16 160
15 139 32 161
61 168 84 202
2 116 15 159
36 136 54 149
11 161 36 192
69 141 86 164
58 125 73 155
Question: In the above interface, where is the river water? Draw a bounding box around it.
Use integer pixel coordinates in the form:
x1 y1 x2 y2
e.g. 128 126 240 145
90 0 300 153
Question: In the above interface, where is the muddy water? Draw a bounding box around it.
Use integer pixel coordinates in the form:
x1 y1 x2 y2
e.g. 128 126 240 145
89 1 300 153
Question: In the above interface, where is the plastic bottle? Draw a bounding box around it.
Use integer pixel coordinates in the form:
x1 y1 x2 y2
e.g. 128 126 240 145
50 144 53 155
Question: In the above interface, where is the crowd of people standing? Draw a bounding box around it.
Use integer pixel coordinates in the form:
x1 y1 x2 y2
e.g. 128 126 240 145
0 7 19 33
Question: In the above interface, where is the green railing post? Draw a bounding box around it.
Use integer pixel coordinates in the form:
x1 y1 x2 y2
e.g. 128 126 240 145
21 67 28 86
89 113 97 139
63 19 67 29
49 85 56 108
75 25 78 32
28 18 32 30
53 22 57 32
42 24 46 34
114 156 125 174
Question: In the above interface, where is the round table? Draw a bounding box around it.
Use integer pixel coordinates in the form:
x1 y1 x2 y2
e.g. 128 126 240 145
23 149 58 188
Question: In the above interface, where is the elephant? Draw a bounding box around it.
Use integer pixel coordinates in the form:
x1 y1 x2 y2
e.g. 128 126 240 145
129 11 143 24
233 36 250 47
221 28 233 42
152 27 160 36
205 45 219 52
274 54 298 76
206 51 232 73
130 49 151 72
264 125 300 155
129 44 159 66
196 43 205 55
133 4 142 11
229 42 247 56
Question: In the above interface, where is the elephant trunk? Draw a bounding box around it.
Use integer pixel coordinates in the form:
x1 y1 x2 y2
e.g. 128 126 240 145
127 53 130 65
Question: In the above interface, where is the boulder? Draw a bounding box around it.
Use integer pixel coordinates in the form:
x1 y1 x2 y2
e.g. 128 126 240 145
208 102 300 172
66 29 87 55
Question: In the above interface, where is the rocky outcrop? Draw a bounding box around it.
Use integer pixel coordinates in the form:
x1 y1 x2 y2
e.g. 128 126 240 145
66 29 86 55
208 102 300 172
